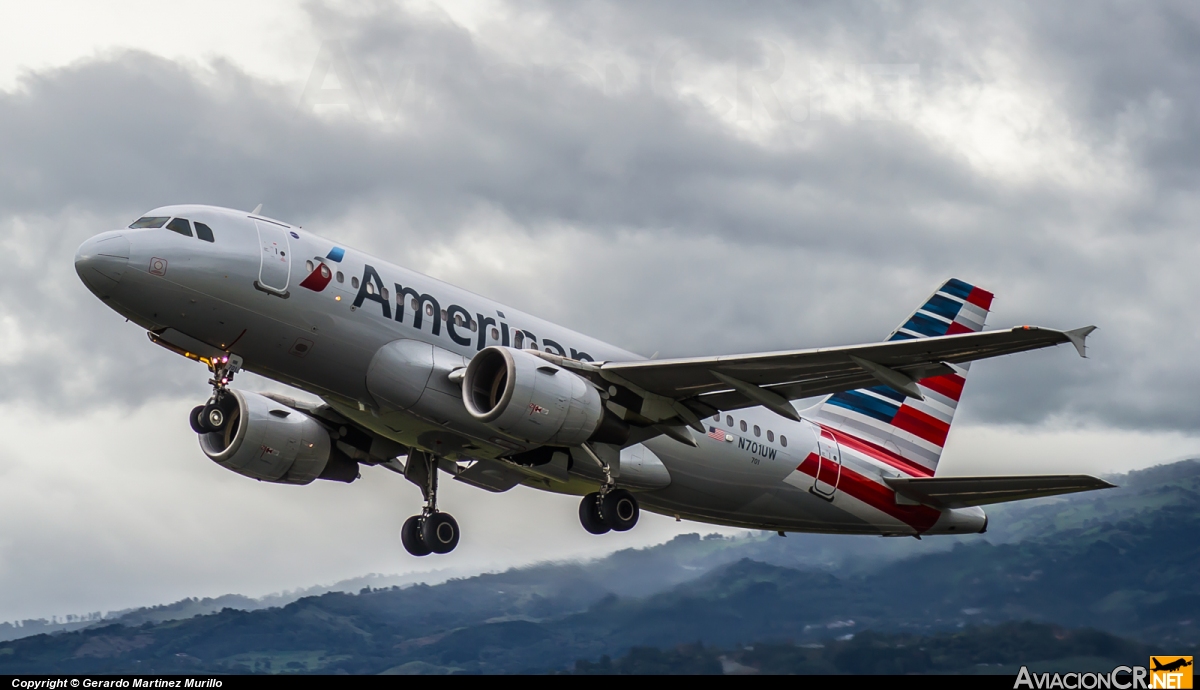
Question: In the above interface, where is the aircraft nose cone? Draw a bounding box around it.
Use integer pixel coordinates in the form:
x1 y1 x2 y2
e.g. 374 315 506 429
75 231 131 298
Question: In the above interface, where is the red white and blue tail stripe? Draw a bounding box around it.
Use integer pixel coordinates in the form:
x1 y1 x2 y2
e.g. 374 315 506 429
809 278 993 476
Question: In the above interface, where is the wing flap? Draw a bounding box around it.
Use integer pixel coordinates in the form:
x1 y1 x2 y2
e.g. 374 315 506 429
884 474 1116 509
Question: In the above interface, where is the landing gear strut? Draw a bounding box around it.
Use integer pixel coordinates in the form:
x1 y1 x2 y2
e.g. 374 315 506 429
400 450 461 557
188 354 243 434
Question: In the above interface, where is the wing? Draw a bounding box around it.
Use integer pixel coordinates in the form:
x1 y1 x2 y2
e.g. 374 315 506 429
265 392 546 494
258 391 409 469
537 325 1094 432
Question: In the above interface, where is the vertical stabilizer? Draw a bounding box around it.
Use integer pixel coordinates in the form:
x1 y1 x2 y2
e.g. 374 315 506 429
808 278 993 476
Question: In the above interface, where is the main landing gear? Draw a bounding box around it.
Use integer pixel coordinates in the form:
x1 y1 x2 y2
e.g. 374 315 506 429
579 488 640 534
573 443 640 535
188 354 243 434
400 450 460 557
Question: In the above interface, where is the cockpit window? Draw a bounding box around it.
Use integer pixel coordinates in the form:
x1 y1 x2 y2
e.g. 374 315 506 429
194 222 215 243
129 216 169 229
166 218 193 237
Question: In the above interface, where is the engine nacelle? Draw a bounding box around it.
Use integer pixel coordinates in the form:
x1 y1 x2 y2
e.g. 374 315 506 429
198 390 357 484
463 347 612 446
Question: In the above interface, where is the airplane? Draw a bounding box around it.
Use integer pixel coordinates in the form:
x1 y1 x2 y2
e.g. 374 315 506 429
74 204 1114 556
1152 658 1193 673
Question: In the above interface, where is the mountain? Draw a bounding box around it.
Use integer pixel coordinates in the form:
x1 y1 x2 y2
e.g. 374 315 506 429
0 570 463 643
568 622 1155 675
1 459 1195 674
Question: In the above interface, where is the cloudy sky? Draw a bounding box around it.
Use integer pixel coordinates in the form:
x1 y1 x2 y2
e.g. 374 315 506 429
2 0 1199 622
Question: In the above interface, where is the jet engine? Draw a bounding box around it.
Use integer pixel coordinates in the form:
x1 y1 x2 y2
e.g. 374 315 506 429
462 347 626 446
198 390 358 484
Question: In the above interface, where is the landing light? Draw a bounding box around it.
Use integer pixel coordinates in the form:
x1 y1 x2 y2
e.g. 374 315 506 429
335 295 342 301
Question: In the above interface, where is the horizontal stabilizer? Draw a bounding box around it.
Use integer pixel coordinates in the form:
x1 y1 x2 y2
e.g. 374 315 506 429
884 474 1115 509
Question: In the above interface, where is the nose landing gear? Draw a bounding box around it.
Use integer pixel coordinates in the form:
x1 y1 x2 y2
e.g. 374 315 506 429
188 355 243 434
399 450 461 557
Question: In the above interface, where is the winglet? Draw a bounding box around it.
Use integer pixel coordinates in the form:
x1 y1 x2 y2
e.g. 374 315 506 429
251 203 263 215
1064 325 1097 358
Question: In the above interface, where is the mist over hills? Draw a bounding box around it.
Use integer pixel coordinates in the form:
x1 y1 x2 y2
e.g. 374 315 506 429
2 460 1196 674
0 571 461 643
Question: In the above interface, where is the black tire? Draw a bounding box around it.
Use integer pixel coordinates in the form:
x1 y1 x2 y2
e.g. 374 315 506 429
601 489 640 532
421 512 460 554
579 493 611 535
401 515 431 557
189 406 210 434
203 403 229 432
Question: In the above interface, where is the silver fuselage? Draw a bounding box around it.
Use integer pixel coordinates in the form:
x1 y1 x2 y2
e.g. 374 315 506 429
75 204 986 536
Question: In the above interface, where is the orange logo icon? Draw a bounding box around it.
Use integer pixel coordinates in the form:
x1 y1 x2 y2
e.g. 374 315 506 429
1151 656 1193 689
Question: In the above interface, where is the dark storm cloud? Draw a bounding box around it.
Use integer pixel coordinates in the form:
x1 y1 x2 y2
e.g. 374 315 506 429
1 1 1198 431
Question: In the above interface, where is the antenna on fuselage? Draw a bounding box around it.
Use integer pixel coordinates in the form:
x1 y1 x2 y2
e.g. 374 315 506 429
251 204 263 215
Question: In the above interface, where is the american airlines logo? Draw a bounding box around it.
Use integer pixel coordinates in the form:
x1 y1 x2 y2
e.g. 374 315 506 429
351 264 594 360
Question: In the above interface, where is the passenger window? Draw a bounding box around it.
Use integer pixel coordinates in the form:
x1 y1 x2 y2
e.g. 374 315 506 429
336 271 344 283
194 222 215 242
470 319 478 332
410 298 418 310
767 430 774 442
726 415 733 426
129 216 169 229
712 414 720 422
351 277 360 289
455 313 465 327
382 287 389 300
166 217 193 237
441 309 447 322
426 304 435 317
513 331 525 349
366 282 376 295
754 425 761 437
739 420 747 432
305 260 315 274
491 327 500 341
781 435 787 447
